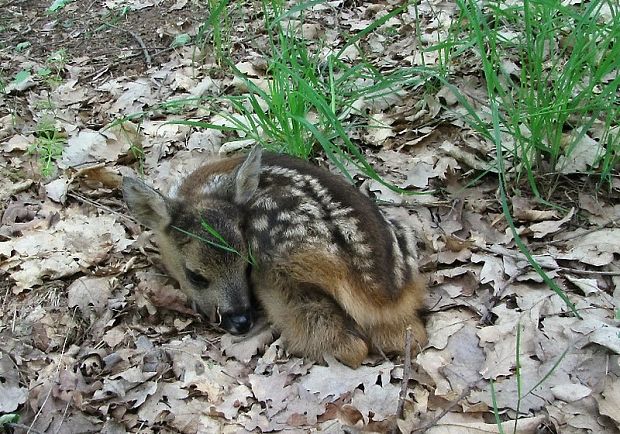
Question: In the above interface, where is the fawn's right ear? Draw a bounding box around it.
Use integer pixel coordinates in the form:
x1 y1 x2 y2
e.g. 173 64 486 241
122 177 171 229
233 145 262 205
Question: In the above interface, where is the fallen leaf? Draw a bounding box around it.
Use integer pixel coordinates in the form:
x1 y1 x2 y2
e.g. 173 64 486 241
350 383 399 423
560 228 620 266
0 353 28 412
301 356 393 401
557 130 603 173
67 276 113 315
221 324 276 363
44 177 70 203
595 380 620 426
529 208 575 238
551 383 592 402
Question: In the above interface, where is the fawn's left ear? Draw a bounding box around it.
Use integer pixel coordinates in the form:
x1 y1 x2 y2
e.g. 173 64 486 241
122 177 171 229
233 146 262 205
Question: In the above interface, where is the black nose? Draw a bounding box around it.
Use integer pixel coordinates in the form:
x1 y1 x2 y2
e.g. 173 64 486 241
220 310 253 335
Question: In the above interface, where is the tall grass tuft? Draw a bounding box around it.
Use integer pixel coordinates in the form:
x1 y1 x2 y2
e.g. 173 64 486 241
456 0 620 198
183 1 428 191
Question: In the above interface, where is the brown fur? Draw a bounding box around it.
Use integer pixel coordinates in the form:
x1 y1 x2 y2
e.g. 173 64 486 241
258 249 426 367
122 147 428 367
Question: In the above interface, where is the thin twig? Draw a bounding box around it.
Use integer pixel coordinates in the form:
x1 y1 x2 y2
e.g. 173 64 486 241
413 382 480 433
396 326 413 420
106 23 152 67
68 192 137 224
54 398 73 434
29 311 75 432
558 266 620 276
0 285 9 318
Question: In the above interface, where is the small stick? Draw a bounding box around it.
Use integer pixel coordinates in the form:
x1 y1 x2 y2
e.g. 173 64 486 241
412 378 484 432
106 23 152 67
68 192 137 224
396 326 413 419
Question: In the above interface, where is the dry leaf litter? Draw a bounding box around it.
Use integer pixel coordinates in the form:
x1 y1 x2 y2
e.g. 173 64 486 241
1 0 618 433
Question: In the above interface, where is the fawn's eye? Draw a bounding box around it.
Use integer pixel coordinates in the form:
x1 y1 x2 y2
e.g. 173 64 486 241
185 269 210 287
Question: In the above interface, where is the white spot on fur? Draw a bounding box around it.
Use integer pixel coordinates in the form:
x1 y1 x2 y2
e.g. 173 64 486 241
330 207 354 217
387 224 405 287
353 242 371 256
360 273 374 282
352 256 373 270
283 225 307 238
277 211 293 222
264 166 300 179
333 216 364 244
253 195 278 210
270 225 284 237
252 215 269 232
298 202 323 218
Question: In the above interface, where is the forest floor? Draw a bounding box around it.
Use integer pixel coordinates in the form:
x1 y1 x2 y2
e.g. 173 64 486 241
1 0 619 433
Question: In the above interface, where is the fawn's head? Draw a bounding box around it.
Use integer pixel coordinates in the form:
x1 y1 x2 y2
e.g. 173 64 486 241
122 147 263 335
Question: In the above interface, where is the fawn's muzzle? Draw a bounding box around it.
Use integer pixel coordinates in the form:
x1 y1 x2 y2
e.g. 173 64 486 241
220 309 254 334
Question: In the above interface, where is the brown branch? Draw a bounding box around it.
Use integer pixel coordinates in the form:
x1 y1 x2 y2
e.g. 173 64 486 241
558 266 620 276
412 382 479 433
67 192 137 224
106 23 152 67
396 326 413 419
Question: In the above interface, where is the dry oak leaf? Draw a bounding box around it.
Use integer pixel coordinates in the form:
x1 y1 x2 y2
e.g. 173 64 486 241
136 382 207 432
300 356 393 401
269 387 324 428
44 177 70 203
403 155 437 188
512 196 558 222
249 366 294 418
221 323 276 363
596 379 620 427
59 125 136 169
425 309 475 350
0 352 28 412
557 130 603 173
551 383 592 402
565 276 600 296
529 208 575 238
67 275 113 316
364 113 396 145
108 78 156 115
165 337 238 402
350 383 400 423
559 228 620 266
214 384 253 420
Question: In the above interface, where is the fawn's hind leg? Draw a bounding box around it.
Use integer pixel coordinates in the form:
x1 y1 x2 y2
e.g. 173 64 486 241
256 281 369 368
